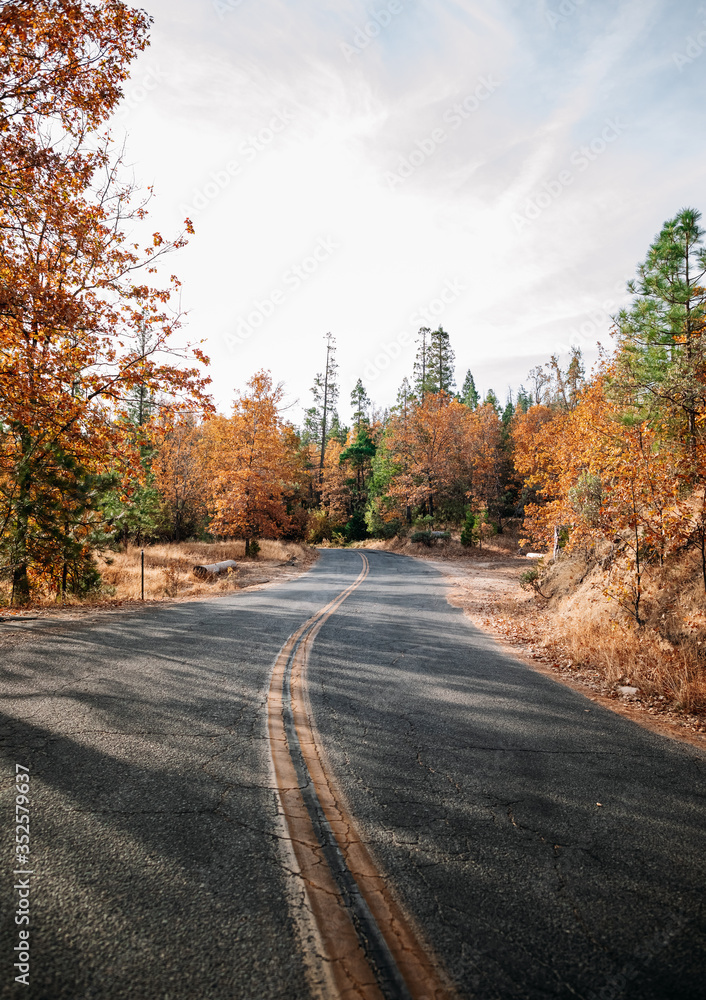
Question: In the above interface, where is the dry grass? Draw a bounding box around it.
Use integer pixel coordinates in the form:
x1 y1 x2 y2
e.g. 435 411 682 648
1 540 316 609
446 544 706 724
543 547 706 715
98 539 315 602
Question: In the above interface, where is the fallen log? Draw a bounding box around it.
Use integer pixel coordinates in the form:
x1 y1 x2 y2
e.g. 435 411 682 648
192 560 238 580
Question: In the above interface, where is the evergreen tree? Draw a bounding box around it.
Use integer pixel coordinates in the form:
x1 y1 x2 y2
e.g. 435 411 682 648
327 411 348 445
412 327 432 400
613 207 706 446
460 369 479 408
350 378 371 432
125 323 155 426
483 388 500 413
501 392 515 430
394 377 414 423
516 384 532 413
428 327 456 395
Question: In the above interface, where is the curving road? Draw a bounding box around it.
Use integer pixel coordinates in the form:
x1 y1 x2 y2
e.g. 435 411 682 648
0 549 704 999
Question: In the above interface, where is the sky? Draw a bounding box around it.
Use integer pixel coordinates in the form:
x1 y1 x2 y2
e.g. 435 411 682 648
112 0 706 424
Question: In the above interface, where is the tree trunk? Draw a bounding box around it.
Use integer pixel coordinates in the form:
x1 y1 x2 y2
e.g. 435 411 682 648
11 442 32 605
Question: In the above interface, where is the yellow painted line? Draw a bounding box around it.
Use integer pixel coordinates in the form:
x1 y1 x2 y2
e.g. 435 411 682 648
269 554 457 1000
268 558 383 998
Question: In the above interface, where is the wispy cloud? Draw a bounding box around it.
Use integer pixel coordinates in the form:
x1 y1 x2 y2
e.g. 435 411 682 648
116 0 706 417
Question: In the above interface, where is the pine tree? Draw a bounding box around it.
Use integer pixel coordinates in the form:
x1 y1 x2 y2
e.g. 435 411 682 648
460 369 479 408
501 391 514 430
428 327 456 395
350 378 371 432
412 327 432 400
613 207 706 447
126 323 156 426
395 377 414 424
327 411 348 445
483 389 500 414
516 385 532 413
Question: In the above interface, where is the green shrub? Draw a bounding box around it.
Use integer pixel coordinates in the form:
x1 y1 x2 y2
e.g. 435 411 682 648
460 510 477 547
344 510 368 542
410 530 433 546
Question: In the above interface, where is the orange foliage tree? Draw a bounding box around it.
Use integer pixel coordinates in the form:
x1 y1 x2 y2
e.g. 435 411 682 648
380 394 501 522
0 2 211 600
151 414 209 542
514 369 689 622
204 371 298 554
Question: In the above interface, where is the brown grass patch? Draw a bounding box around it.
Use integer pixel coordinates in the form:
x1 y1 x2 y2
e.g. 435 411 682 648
1 540 317 610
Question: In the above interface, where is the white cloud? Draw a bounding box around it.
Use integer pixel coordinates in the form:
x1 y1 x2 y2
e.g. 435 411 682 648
112 0 706 422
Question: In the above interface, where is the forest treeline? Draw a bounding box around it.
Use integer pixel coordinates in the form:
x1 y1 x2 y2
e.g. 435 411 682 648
1 4 705 615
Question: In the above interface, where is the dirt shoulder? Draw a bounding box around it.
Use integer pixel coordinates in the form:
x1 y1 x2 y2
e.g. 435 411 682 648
411 548 706 751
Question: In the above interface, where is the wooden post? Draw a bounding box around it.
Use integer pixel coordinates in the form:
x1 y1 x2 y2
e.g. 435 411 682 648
141 549 144 601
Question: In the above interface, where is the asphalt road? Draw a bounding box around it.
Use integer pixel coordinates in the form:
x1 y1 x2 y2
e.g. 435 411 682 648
1 549 704 999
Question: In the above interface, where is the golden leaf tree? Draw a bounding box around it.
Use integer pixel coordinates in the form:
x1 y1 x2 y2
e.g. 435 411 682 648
0 1 211 601
205 371 297 554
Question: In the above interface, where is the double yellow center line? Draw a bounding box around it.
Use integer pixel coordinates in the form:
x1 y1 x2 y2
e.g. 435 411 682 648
267 554 456 1000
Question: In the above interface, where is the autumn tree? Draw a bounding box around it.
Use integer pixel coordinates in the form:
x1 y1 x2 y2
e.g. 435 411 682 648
151 413 208 541
514 369 689 619
382 394 497 521
0 1 211 601
205 371 297 554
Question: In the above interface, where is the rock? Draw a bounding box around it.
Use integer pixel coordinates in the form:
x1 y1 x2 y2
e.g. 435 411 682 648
617 685 639 697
